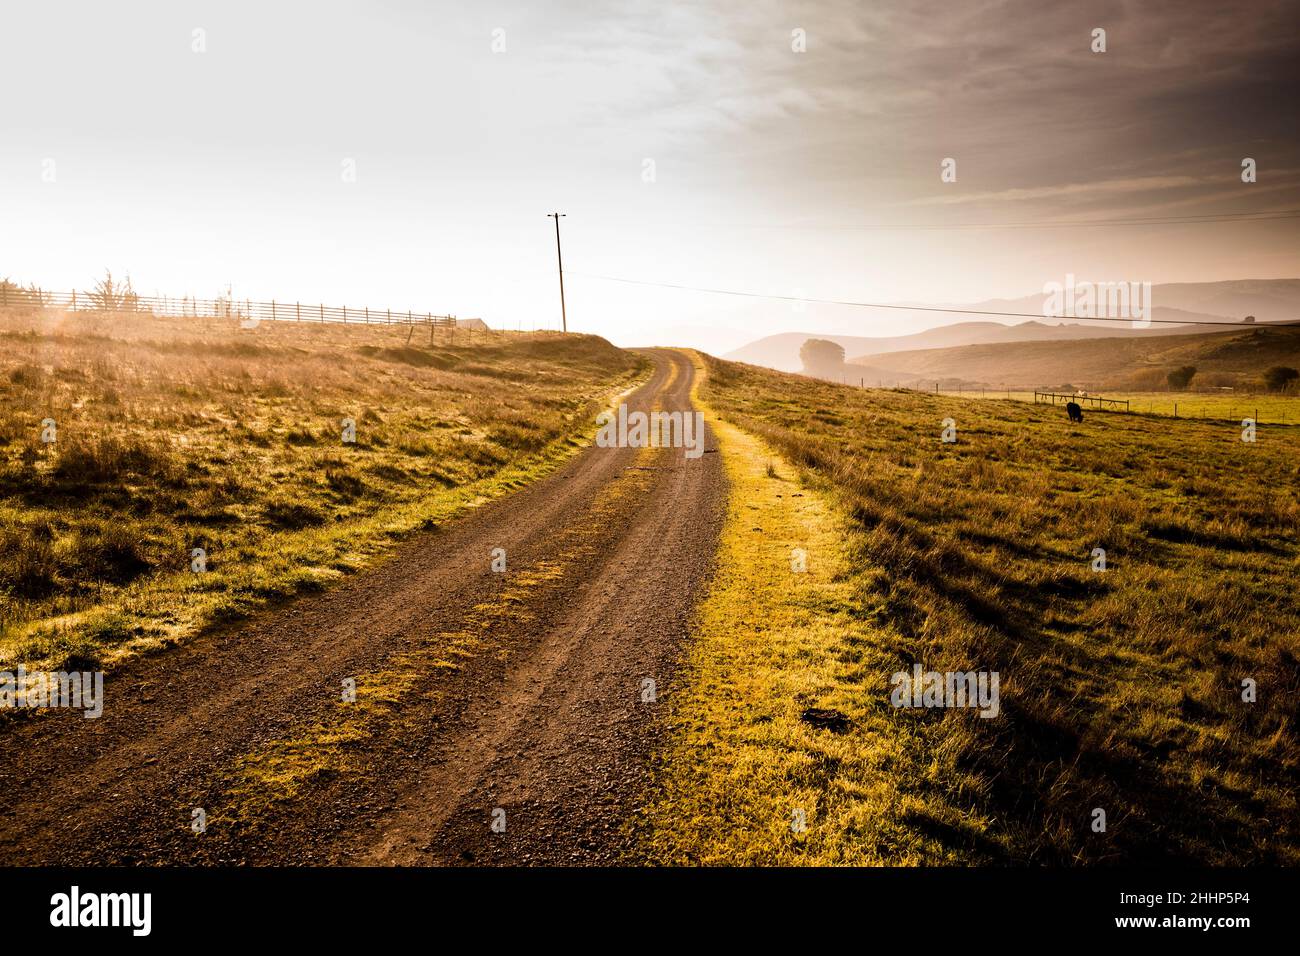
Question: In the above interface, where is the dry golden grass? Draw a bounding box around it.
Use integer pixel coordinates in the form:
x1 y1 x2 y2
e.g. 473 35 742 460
967 389 1300 425
0 308 641 671
643 354 979 864
649 352 1299 865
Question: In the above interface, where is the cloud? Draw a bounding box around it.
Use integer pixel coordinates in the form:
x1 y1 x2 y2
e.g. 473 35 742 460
906 175 1211 207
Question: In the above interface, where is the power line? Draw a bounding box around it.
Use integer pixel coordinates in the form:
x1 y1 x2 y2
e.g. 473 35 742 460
615 208 1300 232
569 272 1294 327
765 208 1300 231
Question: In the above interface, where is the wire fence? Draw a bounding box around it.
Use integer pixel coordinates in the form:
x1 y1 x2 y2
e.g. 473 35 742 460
0 286 457 328
1033 390 1130 412
838 375 1297 424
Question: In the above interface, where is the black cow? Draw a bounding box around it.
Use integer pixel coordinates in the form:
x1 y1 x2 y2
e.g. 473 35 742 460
1066 401 1084 423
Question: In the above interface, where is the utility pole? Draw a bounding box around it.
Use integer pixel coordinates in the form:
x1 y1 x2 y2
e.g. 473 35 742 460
548 212 567 332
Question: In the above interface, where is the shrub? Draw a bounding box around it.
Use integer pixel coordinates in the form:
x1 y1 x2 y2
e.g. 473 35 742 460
7 364 44 388
52 435 177 486
1262 366 1299 393
0 526 60 597
263 500 327 529
79 524 153 585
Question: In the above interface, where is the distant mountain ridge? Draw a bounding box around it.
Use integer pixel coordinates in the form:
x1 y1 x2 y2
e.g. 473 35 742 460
846 324 1300 391
723 279 1299 373
967 278 1300 326
725 310 1235 373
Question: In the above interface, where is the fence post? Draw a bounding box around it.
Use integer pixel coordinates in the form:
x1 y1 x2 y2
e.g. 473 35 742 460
320 303 324 322
296 301 300 321
343 305 347 323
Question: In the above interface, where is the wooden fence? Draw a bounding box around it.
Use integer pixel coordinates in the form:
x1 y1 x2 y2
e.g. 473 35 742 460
1033 390 1130 412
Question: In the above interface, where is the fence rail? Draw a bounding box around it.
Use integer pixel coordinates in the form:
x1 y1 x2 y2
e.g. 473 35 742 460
0 286 456 328
1033 390 1130 412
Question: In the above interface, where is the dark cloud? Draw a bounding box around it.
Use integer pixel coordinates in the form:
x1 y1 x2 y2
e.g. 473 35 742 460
617 0 1300 217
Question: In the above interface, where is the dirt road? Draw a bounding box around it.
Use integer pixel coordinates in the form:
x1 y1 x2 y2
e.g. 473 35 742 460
0 348 726 865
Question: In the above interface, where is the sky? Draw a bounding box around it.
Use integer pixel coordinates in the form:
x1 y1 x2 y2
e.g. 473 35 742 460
2 0 1298 351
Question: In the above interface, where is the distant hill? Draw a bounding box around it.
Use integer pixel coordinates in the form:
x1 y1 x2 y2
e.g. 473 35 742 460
847 324 1300 390
724 278 1300 373
726 310 1233 373
968 278 1300 326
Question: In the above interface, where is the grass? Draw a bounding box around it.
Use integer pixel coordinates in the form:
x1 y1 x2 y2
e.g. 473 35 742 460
645 351 1299 865
0 308 643 671
642 353 981 864
934 388 1300 425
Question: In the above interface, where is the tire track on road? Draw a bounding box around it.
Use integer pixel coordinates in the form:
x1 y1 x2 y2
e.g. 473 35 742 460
0 348 725 866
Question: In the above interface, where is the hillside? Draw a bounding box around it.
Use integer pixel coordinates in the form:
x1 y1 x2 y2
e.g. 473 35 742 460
0 308 641 671
849 324 1300 390
726 310 1237 373
649 353 1300 864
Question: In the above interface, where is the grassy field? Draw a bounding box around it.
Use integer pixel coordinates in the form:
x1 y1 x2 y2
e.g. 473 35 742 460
647 352 1299 865
933 389 1300 424
643 353 972 864
0 308 641 672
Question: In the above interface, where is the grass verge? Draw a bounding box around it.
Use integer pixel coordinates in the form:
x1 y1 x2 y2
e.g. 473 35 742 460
641 352 984 864
644 352 1298 865
0 308 644 671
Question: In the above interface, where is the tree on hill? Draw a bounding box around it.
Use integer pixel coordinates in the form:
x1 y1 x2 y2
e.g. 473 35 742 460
1262 366 1299 393
1166 365 1197 389
799 338 846 379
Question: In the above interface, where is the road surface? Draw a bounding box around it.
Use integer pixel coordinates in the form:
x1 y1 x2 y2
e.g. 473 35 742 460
0 348 726 865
